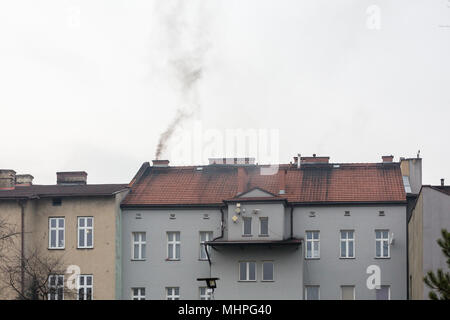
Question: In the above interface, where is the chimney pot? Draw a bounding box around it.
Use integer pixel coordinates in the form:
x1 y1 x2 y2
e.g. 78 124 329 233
382 155 394 163
152 160 170 167
57 171 87 185
441 178 445 186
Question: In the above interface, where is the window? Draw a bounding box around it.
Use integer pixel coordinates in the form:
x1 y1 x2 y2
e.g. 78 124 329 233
48 275 64 300
259 217 269 236
262 261 274 281
131 287 145 300
304 286 320 300
340 230 355 258
166 287 180 300
49 217 65 249
78 275 93 300
199 232 213 260
239 261 256 281
376 230 390 258
341 285 355 300
305 231 320 259
243 217 252 236
199 287 211 300
376 285 390 300
78 217 93 249
167 232 180 260
52 198 62 206
132 232 146 260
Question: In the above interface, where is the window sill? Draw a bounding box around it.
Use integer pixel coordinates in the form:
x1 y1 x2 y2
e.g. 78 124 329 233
242 234 253 237
48 247 65 250
258 234 269 237
261 280 275 282
77 247 94 250
374 257 391 259
305 257 320 260
131 259 146 261
166 259 181 262
238 280 257 282
339 257 356 259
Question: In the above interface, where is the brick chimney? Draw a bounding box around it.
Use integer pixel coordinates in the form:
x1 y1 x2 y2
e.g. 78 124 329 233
237 167 248 194
278 169 286 195
0 170 16 189
57 171 87 185
382 155 394 163
16 174 34 186
300 155 330 164
441 178 445 186
152 160 170 167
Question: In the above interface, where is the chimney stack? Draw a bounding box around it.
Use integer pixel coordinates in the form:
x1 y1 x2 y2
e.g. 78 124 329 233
0 170 16 189
300 155 330 164
237 167 248 194
152 160 170 167
441 178 445 186
382 155 394 163
278 169 286 195
16 174 34 186
57 171 87 185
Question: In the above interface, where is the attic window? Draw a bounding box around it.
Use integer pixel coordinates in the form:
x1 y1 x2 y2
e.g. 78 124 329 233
344 211 350 216
379 211 385 217
169 213 176 220
309 211 316 218
52 198 62 206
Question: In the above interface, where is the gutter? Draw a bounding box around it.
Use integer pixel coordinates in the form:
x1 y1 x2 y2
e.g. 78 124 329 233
290 205 294 239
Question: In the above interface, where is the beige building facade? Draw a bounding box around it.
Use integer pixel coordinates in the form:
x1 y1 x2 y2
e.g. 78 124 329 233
0 170 128 300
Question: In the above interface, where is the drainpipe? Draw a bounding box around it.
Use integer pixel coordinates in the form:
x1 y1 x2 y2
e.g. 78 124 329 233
290 206 294 239
18 200 25 296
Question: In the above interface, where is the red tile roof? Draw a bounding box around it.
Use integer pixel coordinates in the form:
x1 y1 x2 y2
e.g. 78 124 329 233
122 162 406 206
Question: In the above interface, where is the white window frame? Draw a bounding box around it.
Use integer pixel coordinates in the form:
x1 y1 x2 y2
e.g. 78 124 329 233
340 230 355 258
132 232 146 260
167 232 180 260
340 285 355 300
199 287 211 300
375 230 390 258
239 261 257 282
304 285 320 300
242 217 252 236
376 285 391 300
305 231 320 259
48 217 65 249
48 275 64 300
199 231 212 260
131 287 146 300
166 287 180 300
77 217 94 249
77 275 93 300
259 217 269 236
261 261 274 282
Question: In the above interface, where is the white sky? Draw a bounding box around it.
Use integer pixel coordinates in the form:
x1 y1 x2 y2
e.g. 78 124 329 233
0 0 449 185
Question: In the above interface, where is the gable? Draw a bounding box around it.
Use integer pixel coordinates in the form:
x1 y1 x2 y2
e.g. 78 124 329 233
237 188 276 198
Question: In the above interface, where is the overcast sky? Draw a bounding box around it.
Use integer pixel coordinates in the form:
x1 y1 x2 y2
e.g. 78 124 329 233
1 0 449 185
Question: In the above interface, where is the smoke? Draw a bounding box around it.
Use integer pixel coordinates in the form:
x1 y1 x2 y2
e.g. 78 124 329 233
153 0 210 160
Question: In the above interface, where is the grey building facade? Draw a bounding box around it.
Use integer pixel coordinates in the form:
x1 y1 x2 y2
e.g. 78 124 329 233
121 156 409 300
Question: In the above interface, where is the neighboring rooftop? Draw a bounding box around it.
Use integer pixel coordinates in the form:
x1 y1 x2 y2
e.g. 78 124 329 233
0 170 128 199
122 156 407 207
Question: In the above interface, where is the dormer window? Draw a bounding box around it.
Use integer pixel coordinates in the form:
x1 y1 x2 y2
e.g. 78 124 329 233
243 217 252 236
